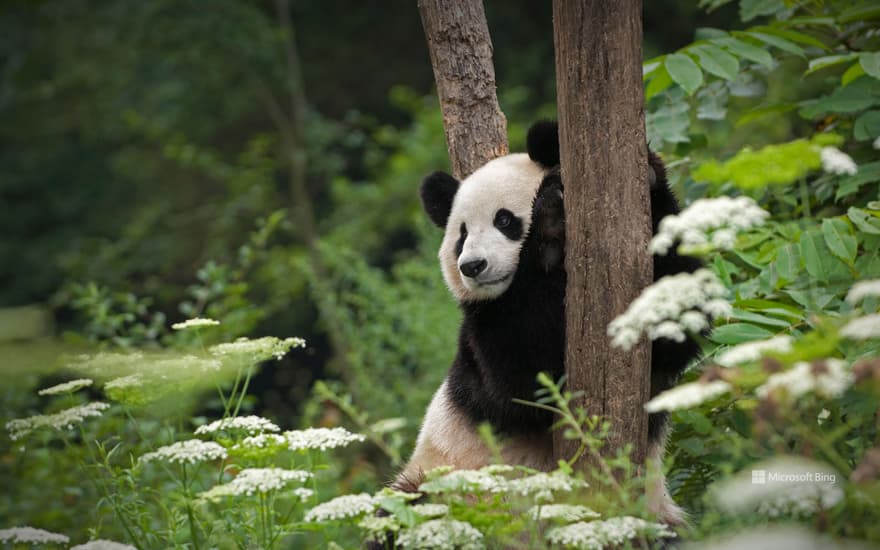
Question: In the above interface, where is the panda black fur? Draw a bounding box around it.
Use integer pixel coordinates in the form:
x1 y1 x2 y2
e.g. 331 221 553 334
394 121 701 524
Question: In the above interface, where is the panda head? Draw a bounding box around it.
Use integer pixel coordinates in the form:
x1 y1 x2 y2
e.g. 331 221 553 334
420 121 559 302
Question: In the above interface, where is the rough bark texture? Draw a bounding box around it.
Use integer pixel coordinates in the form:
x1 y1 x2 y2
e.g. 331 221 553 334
552 0 653 465
418 0 508 179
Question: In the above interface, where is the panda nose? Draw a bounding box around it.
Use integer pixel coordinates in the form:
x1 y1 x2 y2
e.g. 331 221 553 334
460 259 487 278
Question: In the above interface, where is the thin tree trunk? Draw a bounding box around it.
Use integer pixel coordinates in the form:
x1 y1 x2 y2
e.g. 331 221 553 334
552 0 653 465
418 0 508 179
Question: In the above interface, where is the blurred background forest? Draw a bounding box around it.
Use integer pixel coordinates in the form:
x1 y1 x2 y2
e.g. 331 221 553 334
5 1 880 545
0 0 740 425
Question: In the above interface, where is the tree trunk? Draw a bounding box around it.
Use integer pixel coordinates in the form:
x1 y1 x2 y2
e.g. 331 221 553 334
418 0 508 179
552 0 653 465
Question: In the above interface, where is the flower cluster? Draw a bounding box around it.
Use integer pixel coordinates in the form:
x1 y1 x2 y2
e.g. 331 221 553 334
756 359 852 400
419 468 507 494
140 439 227 465
0 526 70 545
397 519 484 550
412 503 449 518
716 335 793 367
6 402 110 441
545 516 673 549
37 378 93 396
608 269 730 351
504 472 589 501
210 336 305 362
285 427 365 451
103 374 143 391
195 415 280 436
152 355 220 373
820 146 858 176
199 468 311 500
529 504 600 522
644 380 732 413
171 317 220 330
71 540 137 550
649 196 769 255
846 278 880 305
304 493 379 522
234 433 287 450
840 314 880 341
69 352 144 377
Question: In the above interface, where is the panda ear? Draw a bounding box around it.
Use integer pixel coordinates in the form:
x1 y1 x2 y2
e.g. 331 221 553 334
420 171 460 228
526 120 560 167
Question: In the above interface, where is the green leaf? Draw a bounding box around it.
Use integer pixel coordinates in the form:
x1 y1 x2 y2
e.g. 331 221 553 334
835 161 880 201
729 308 792 328
751 25 828 50
842 63 866 86
714 37 774 68
740 31 804 57
736 103 797 126
774 243 801 282
838 4 880 24
739 0 784 21
786 289 835 310
690 44 739 81
799 230 829 282
710 323 774 344
860 52 880 80
665 53 704 95
645 66 673 100
854 110 880 140
821 218 857 265
805 54 860 76
848 207 880 235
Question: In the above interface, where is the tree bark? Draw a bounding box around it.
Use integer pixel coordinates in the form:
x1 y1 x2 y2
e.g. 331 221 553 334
418 0 508 179
552 0 652 465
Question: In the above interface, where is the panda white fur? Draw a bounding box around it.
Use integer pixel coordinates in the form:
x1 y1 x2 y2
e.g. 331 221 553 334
394 121 702 525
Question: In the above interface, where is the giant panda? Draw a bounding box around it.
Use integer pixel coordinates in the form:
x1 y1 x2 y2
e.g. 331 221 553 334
394 121 702 524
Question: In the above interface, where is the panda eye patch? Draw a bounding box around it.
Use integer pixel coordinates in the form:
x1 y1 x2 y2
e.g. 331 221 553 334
494 209 523 241
494 209 513 229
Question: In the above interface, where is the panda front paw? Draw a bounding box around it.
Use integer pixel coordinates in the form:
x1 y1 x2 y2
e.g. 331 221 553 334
532 169 565 272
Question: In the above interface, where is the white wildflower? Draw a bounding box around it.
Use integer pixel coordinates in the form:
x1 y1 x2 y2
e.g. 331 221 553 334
69 352 144 376
6 402 110 441
505 471 589 501
716 335 794 367
419 468 506 494
304 493 378 522
199 468 311 500
650 196 768 255
820 146 858 176
817 408 831 425
0 527 70 545
103 374 142 391
359 515 401 536
645 380 731 413
234 433 287 450
546 516 673 549
210 336 306 362
38 378 93 396
846 279 880 305
412 503 449 518
712 457 841 516
529 504 600 522
285 427 365 451
293 487 314 501
71 540 137 550
171 317 220 330
153 355 221 373
397 519 484 550
608 269 730 351
840 314 880 340
757 359 852 399
195 415 280 436
140 439 227 465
